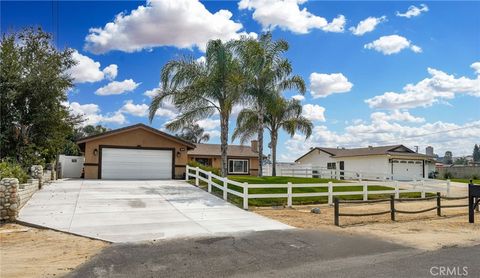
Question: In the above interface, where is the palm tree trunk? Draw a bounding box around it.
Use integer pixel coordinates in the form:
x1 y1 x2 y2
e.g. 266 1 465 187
257 103 264 177
220 113 229 177
271 130 278 177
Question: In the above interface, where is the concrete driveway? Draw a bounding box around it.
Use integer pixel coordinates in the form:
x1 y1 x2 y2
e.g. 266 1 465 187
18 179 291 242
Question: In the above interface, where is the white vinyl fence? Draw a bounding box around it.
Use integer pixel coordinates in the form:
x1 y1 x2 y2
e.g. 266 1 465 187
186 165 451 210
264 164 437 182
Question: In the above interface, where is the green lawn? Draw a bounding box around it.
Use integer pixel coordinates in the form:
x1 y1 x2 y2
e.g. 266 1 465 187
228 175 343 184
438 178 480 184
189 175 426 207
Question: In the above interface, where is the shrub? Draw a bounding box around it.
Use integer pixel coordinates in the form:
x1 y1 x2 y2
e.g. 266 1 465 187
472 174 479 180
0 162 29 183
187 160 221 176
443 172 454 179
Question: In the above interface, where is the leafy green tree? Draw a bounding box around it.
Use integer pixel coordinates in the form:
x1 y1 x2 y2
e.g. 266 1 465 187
176 122 210 143
149 40 244 176
233 96 312 176
0 28 77 166
234 33 305 176
454 157 467 165
473 144 480 163
444 151 453 165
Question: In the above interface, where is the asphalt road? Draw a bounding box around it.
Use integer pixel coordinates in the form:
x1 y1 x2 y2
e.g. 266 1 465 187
68 229 479 278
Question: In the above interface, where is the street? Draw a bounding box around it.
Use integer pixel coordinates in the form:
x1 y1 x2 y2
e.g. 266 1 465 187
67 229 480 277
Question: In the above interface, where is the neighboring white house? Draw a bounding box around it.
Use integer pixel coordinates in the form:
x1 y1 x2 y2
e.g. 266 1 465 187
295 145 436 181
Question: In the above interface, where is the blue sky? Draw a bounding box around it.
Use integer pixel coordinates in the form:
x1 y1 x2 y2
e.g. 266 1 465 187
2 1 479 160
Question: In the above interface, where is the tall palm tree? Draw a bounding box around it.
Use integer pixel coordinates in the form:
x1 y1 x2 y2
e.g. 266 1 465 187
176 122 210 143
233 96 313 176
149 40 243 176
234 33 306 176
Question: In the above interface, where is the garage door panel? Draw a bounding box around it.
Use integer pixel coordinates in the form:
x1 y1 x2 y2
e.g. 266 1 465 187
392 160 423 181
101 148 172 179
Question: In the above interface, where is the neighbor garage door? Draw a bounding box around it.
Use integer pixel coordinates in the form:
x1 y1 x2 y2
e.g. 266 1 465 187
101 148 173 179
392 160 423 181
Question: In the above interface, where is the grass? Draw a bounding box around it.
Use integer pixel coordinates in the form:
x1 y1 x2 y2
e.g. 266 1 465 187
189 175 427 207
227 175 343 184
448 179 480 184
436 178 480 184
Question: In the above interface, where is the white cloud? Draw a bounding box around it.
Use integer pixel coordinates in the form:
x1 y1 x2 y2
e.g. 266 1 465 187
396 4 429 18
292 94 305 101
282 118 480 161
310 72 353 98
471 62 480 75
120 100 149 117
85 0 256 54
365 66 480 109
370 110 425 123
364 35 422 55
238 0 345 34
196 56 206 64
204 129 221 139
349 16 386 36
95 79 140 96
302 104 326 122
64 101 126 126
196 118 220 130
144 88 160 99
68 50 118 83
102 64 118 80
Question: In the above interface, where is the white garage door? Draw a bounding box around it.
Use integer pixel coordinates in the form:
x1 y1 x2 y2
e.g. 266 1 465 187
101 148 173 179
392 160 423 181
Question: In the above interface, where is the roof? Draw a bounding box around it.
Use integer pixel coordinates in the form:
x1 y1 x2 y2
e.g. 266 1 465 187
295 145 435 162
188 143 258 157
76 123 196 149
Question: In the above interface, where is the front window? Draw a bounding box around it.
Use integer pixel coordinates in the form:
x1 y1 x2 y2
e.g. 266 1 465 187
195 158 212 166
327 162 336 170
228 159 248 174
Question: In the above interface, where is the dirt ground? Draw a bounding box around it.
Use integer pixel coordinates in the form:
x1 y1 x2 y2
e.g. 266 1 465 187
0 224 108 278
253 199 480 251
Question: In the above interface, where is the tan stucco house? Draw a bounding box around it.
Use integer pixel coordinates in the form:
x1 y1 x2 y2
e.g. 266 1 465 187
77 123 260 179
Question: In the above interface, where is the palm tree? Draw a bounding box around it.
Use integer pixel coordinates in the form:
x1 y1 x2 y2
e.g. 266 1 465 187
233 96 313 176
176 122 210 143
149 40 244 176
234 33 306 176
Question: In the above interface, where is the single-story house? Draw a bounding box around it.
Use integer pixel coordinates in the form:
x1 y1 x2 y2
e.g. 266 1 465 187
295 145 436 180
188 142 260 176
77 123 260 179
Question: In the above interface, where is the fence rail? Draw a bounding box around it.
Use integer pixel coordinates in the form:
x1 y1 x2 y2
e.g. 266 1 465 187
334 193 471 226
186 165 447 210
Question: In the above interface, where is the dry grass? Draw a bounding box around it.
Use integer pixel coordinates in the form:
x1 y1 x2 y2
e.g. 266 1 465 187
253 199 480 250
0 224 108 278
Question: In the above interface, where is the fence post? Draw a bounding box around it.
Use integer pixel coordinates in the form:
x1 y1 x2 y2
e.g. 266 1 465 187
223 178 228 200
287 182 292 207
185 165 189 181
243 182 248 210
207 172 212 193
363 182 368 201
436 192 441 216
390 195 396 221
421 180 426 198
394 181 400 199
195 167 199 186
446 179 451 197
334 198 339 226
328 182 333 205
